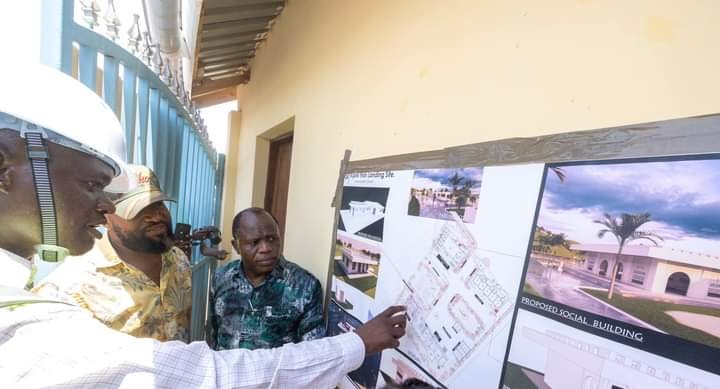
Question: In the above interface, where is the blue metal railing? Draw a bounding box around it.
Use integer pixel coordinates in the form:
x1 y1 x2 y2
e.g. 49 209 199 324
40 0 224 341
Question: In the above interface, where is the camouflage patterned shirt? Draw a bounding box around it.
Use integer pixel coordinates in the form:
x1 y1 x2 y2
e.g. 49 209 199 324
210 257 325 350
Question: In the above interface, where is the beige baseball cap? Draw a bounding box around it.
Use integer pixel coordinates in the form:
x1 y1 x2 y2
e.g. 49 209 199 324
113 165 174 220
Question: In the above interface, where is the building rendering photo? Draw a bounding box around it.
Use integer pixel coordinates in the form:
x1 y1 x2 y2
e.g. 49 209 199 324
524 158 720 349
334 231 382 298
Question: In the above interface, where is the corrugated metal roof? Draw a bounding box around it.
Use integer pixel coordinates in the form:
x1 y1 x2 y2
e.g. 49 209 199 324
191 0 285 106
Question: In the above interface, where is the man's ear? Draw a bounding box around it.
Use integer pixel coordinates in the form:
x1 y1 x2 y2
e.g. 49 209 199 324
231 238 240 255
0 151 11 194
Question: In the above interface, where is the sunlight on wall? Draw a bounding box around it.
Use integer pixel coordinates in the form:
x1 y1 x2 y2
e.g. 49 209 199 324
200 100 236 154
224 0 720 283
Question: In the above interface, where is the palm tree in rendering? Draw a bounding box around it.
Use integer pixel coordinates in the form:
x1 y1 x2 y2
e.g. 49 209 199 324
594 212 663 300
447 171 464 193
454 178 478 217
445 171 465 217
550 167 566 183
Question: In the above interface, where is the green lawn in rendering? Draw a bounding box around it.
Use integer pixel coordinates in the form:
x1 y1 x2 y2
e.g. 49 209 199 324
334 243 343 257
581 288 720 348
523 282 540 297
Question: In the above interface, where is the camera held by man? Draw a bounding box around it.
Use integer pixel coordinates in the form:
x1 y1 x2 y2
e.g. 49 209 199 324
174 223 229 261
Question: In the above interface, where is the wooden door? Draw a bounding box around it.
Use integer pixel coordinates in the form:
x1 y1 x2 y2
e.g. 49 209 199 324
265 134 293 238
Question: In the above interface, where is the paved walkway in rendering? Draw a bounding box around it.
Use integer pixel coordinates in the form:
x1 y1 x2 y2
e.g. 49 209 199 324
415 195 478 222
525 266 650 328
666 311 720 338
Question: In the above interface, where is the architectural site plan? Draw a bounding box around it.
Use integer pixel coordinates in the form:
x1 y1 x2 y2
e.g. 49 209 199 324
394 213 514 382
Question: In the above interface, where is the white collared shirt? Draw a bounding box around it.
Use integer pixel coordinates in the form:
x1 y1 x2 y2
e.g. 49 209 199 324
0 246 365 388
0 247 31 290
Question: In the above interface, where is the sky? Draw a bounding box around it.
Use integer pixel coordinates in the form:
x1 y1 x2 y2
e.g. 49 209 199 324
538 158 720 255
0 3 41 63
412 167 484 193
200 101 235 154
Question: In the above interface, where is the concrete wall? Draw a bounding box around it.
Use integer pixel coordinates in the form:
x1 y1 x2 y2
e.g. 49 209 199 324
222 0 720 284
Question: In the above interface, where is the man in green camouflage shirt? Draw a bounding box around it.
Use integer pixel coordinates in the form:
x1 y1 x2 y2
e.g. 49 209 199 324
210 207 325 350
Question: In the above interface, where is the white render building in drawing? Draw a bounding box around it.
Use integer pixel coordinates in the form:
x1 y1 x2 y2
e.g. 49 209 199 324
573 243 720 300
340 247 379 277
348 200 385 216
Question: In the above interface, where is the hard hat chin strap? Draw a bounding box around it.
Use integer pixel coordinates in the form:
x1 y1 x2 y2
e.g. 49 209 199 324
21 125 67 262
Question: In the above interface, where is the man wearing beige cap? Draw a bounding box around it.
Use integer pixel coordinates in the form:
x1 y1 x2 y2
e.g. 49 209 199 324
33 164 193 342
2 64 406 387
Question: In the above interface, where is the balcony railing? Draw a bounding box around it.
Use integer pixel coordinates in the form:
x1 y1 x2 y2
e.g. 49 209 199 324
40 0 224 341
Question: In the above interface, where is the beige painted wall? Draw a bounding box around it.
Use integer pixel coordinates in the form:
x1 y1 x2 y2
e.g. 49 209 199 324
218 111 242 256
222 0 720 284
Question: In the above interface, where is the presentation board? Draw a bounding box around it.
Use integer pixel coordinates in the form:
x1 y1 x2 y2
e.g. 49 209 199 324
324 115 720 389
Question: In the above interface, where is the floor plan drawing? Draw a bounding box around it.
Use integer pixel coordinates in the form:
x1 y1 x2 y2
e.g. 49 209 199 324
394 213 515 383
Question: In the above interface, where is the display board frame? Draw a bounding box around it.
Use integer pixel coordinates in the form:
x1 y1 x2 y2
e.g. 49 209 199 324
323 113 720 389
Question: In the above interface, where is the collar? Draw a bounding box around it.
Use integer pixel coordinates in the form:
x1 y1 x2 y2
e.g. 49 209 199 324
272 256 287 279
0 247 32 289
239 256 287 285
92 233 123 268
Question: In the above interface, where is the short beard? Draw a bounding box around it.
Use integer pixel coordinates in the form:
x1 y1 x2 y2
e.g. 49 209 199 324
116 228 171 254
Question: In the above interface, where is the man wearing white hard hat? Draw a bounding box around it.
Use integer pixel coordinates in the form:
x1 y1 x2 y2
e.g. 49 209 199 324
0 63 407 387
34 165 193 342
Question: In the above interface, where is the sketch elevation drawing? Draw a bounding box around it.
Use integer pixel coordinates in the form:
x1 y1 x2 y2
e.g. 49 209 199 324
520 327 712 389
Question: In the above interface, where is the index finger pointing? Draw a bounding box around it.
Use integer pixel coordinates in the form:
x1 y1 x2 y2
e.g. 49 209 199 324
381 305 406 317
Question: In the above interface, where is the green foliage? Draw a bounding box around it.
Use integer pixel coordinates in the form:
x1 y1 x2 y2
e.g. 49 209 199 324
523 283 540 297
532 226 580 259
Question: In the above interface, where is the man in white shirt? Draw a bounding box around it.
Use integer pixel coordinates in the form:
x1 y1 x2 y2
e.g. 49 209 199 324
0 63 406 388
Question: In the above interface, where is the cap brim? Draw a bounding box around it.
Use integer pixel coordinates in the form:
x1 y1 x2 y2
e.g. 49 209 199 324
114 190 175 220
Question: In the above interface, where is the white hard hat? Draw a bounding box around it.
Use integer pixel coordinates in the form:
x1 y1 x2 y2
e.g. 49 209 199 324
0 62 134 193
0 62 138 262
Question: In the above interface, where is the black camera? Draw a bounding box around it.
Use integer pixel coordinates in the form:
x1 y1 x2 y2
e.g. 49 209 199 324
190 226 222 246
174 223 222 245
174 223 223 258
